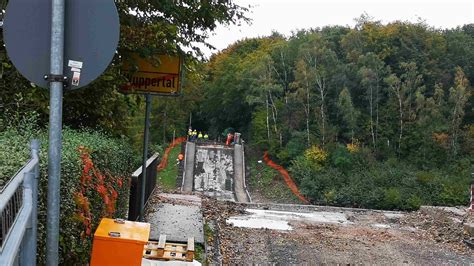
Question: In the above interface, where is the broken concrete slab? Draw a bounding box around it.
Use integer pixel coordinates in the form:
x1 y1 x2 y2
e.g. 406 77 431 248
420 206 466 216
371 223 391 229
226 208 353 231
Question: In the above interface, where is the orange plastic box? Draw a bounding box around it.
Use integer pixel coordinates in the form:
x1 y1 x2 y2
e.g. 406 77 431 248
90 218 151 266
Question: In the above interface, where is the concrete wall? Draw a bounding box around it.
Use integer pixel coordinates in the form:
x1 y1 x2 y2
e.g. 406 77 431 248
233 144 250 203
181 143 251 202
181 141 195 192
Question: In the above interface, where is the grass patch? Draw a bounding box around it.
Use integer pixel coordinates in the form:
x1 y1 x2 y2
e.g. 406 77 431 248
204 223 213 238
157 145 181 191
194 244 205 263
248 158 300 203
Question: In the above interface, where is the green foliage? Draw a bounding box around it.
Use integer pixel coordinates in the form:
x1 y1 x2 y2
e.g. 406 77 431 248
194 244 205 263
0 1 249 138
329 144 352 172
0 120 138 264
248 159 299 203
200 20 473 172
289 152 470 211
285 131 307 159
381 188 402 210
205 20 469 211
157 145 181 191
304 145 328 169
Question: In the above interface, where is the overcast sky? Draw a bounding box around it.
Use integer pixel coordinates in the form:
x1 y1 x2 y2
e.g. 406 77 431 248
200 0 473 57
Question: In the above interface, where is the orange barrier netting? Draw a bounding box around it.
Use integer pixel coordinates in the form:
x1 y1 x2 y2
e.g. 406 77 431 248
263 151 310 204
157 137 187 171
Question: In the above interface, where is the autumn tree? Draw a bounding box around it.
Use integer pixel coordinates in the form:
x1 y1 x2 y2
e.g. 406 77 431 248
448 67 471 155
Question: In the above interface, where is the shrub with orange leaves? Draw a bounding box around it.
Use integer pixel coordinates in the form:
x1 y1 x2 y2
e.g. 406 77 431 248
432 132 449 149
75 147 129 239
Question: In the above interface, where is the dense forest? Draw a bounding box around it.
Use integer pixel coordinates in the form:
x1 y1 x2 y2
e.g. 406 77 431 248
197 19 473 209
1 0 473 232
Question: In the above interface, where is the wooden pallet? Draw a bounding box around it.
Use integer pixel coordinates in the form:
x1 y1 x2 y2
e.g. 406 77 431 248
143 235 194 262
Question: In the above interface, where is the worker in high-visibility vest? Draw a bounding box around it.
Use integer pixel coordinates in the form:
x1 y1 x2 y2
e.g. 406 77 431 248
192 130 197 141
188 128 193 140
203 133 209 141
197 132 203 143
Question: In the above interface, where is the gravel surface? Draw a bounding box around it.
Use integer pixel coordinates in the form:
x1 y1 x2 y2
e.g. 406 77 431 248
144 192 204 243
202 198 474 265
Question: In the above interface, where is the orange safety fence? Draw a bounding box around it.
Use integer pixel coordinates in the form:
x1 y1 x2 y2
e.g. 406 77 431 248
157 137 187 171
263 151 310 204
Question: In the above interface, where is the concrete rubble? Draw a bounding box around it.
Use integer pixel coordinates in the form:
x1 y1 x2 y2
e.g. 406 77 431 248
202 198 474 264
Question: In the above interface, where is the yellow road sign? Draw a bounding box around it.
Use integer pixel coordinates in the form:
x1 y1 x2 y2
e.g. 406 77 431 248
122 54 182 95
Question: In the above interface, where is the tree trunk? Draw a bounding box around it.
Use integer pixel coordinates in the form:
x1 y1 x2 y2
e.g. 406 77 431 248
316 74 326 147
268 91 282 147
375 77 380 148
396 89 403 154
162 110 167 144
369 85 375 149
266 95 270 140
304 70 311 147
269 91 278 134
450 103 459 155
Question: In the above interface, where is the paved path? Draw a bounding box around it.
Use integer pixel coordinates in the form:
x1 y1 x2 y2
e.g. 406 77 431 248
145 193 204 244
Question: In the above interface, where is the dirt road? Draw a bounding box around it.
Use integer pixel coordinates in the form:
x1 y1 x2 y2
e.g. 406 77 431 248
202 199 474 264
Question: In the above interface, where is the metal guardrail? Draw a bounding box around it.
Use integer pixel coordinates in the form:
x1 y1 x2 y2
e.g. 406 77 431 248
0 140 40 266
128 153 159 221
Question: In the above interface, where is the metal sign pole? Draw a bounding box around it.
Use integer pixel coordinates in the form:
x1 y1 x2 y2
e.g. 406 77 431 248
139 93 152 221
46 0 65 264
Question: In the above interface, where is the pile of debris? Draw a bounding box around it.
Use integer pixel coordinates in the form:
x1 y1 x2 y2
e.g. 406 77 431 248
399 206 472 252
201 198 248 264
201 200 474 264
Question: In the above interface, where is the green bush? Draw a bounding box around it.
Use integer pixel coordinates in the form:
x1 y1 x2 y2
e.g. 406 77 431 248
285 131 307 159
0 113 39 188
329 144 352 172
1 124 138 264
406 195 422 210
381 187 402 210
289 153 472 211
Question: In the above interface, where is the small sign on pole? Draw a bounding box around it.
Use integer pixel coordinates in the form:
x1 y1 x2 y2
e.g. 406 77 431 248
121 54 182 96
120 54 183 221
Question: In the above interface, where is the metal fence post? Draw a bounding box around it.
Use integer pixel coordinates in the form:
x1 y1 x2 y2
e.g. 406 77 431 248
19 140 39 266
20 139 39 265
20 172 35 266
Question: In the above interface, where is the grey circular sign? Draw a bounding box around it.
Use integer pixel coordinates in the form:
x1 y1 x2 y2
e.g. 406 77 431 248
3 0 120 89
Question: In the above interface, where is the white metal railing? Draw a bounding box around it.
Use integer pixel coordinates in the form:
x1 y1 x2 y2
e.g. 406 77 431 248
0 140 40 266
